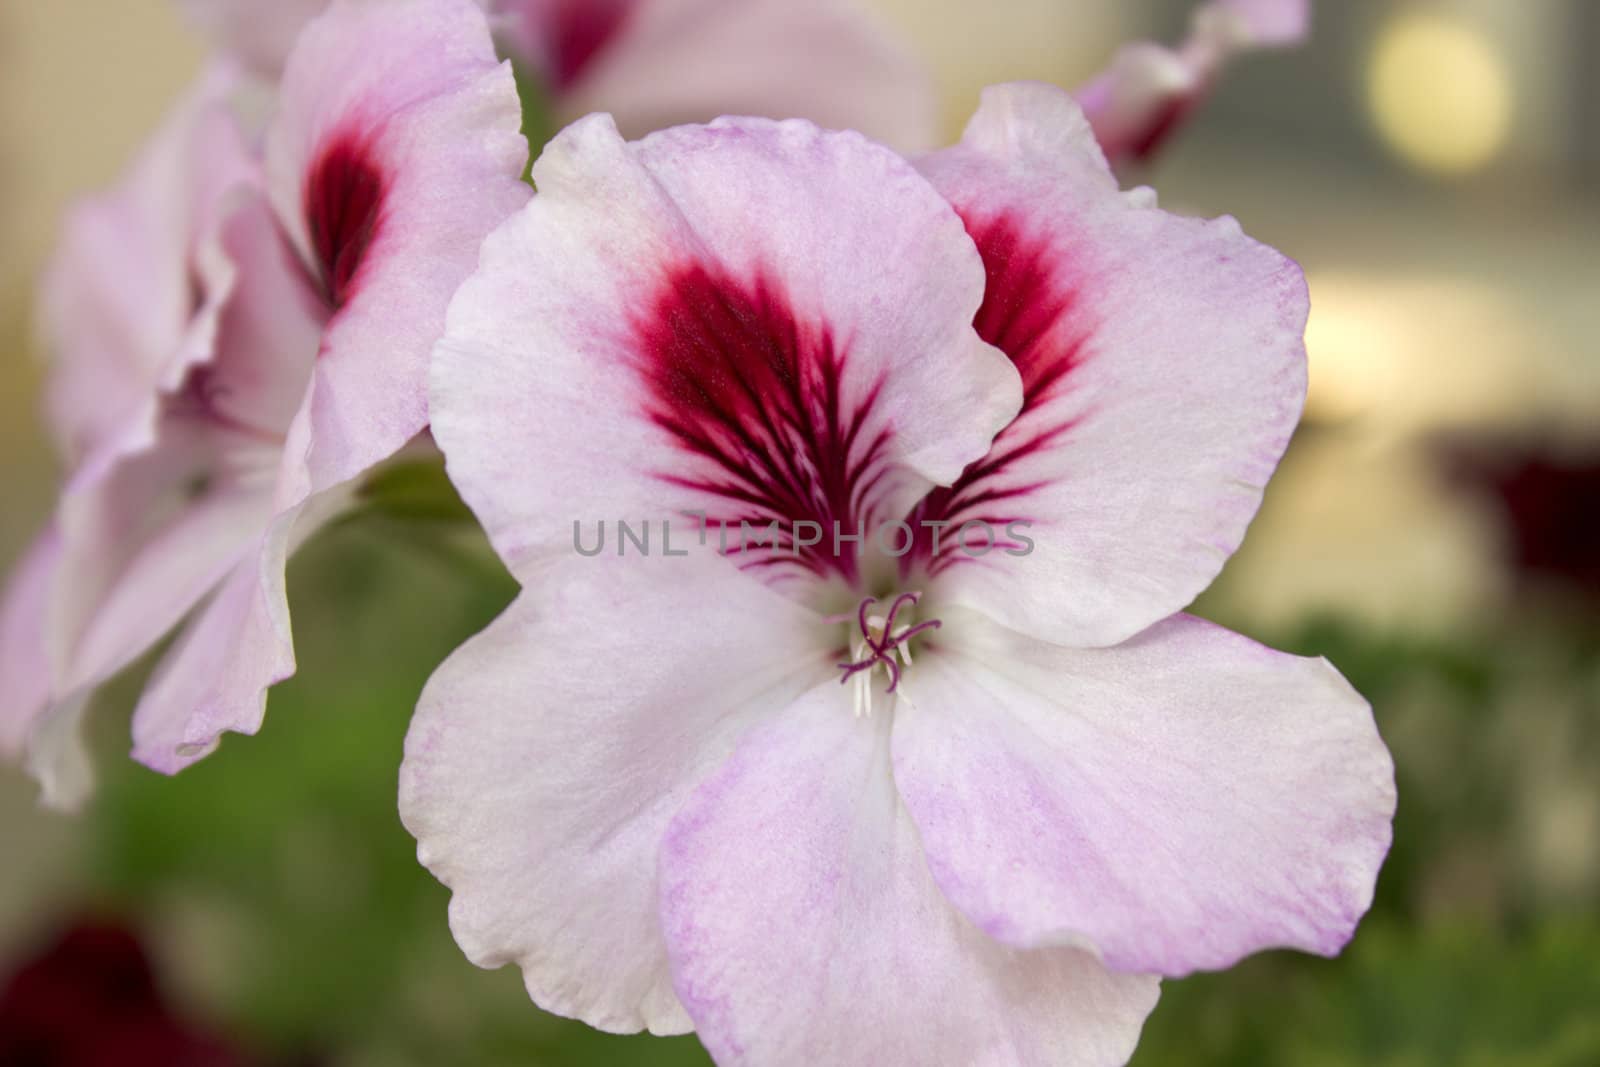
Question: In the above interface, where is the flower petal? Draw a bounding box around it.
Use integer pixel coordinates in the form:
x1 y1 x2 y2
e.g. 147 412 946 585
912 83 1307 647
23 695 94 814
49 419 279 695
1218 0 1311 46
0 529 63 759
0 533 92 812
492 0 640 92
50 181 332 776
128 550 281 773
266 0 530 493
128 479 347 773
891 609 1395 977
194 189 328 443
544 0 937 153
175 0 334 77
1074 1 1310 165
659 681 1159 1066
40 62 254 475
1072 42 1200 166
431 112 1018 590
400 551 831 1034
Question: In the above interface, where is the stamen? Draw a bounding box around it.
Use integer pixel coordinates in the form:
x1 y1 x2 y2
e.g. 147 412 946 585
835 593 942 712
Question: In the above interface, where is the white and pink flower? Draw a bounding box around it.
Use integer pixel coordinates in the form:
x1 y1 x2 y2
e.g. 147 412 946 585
178 0 937 152
1 0 1384 1056
0 0 529 803
399 81 1394 1062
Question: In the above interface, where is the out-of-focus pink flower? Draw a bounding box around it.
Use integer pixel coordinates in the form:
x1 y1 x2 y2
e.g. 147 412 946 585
500 0 935 150
177 0 935 152
399 83 1393 1062
0 0 529 804
173 0 333 81
0 920 247 1067
39 63 254 485
3 61 256 808
1075 0 1311 165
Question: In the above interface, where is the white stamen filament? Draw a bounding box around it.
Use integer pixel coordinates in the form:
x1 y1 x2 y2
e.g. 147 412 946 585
847 612 917 719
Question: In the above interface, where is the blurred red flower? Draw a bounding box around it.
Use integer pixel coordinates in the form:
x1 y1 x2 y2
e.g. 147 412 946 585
0 921 244 1067
1449 445 1600 602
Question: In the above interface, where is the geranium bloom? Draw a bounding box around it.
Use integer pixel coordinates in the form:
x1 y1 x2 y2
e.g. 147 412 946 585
1076 0 1311 165
179 0 936 151
400 82 1394 1063
0 0 528 803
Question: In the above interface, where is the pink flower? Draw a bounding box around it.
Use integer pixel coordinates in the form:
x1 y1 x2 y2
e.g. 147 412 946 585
0 0 529 804
1075 0 1311 165
399 82 1394 1062
179 0 936 151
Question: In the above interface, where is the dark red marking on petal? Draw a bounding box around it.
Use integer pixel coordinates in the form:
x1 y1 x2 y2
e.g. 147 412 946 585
903 211 1092 575
541 0 637 91
632 263 891 586
304 133 386 309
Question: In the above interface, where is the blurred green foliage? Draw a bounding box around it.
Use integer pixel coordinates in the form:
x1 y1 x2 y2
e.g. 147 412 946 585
45 512 1600 1066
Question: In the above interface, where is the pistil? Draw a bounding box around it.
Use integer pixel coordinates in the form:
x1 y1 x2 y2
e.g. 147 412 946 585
835 592 941 716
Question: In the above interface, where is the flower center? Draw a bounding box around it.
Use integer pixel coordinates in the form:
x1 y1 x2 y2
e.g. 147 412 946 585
833 592 941 717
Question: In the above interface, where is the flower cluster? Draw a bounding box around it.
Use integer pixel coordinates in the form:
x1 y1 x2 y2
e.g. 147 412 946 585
1 1 1393 1064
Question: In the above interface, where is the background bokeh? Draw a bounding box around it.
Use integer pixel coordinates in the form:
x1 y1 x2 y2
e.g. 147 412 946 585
2 1 1597 1064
